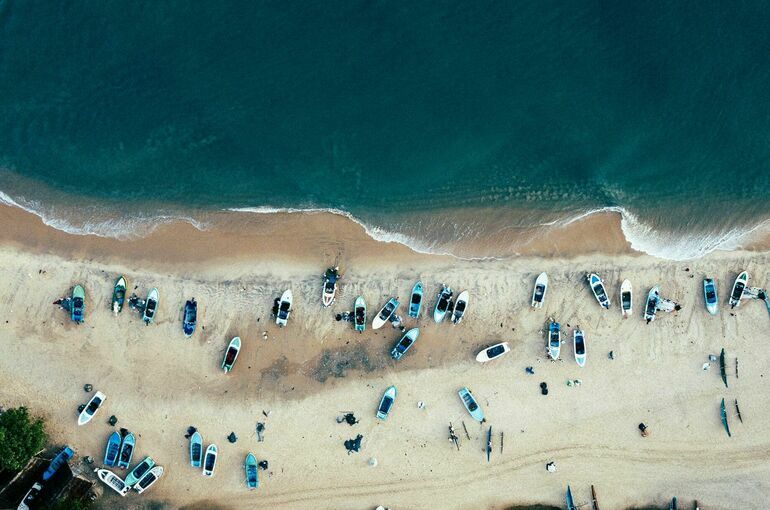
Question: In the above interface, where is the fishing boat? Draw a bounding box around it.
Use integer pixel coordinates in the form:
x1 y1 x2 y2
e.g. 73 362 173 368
458 387 484 422
95 468 130 496
486 425 492 462
409 281 423 318
729 271 748 308
117 432 135 469
451 290 469 324
475 342 510 362
125 456 155 487
376 386 397 420
17 482 42 510
372 297 399 330
275 290 292 327
531 272 548 308
566 485 576 510
433 286 453 323
190 431 203 468
703 278 718 315
548 320 561 360
620 279 632 317
112 276 127 315
222 336 241 373
354 296 366 332
203 444 218 477
669 497 677 510
78 391 106 426
587 273 610 309
103 431 121 467
720 398 731 437
644 286 660 323
390 328 420 360
142 288 159 324
322 267 340 307
183 298 197 336
71 285 85 323
573 329 586 367
134 466 163 494
720 348 728 388
43 446 74 481
245 453 259 490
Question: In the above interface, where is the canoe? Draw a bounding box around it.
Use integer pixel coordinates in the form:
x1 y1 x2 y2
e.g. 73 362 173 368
451 290 469 325
203 444 218 477
354 296 366 332
190 431 203 468
587 273 610 309
78 391 106 426
486 425 492 463
95 468 130 496
134 465 163 494
103 432 121 467
476 342 510 363
531 272 548 308
125 457 154 487
670 497 678 510
719 348 727 388
458 387 484 422
71 285 85 323
573 329 586 367
644 286 660 323
112 276 127 315
142 288 159 324
620 279 632 317
322 267 339 307
390 328 420 360
276 289 292 327
18 482 43 510
548 321 561 360
433 286 453 323
376 386 397 420
720 398 731 437
43 446 74 481
409 281 423 318
566 485 576 510
222 336 241 373
372 297 399 330
117 432 135 469
183 298 197 337
729 271 748 308
245 452 259 490
703 278 718 315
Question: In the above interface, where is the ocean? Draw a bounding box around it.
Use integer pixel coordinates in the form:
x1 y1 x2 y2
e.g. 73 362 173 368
1 0 770 259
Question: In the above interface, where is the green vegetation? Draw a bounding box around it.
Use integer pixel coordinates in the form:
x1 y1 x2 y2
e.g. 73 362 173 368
0 407 46 472
44 498 91 510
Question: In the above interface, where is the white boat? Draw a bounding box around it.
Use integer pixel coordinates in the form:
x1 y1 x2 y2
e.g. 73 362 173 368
95 468 130 496
78 391 105 426
142 288 159 324
17 482 42 510
221 336 241 373
372 298 399 330
703 278 718 315
322 267 340 307
203 444 218 477
475 342 510 362
450 290 469 324
644 286 660 323
620 279 632 317
548 321 560 360
531 272 548 308
587 273 610 309
275 289 292 327
729 271 749 309
573 329 586 367
433 286 453 323
376 386 397 420
134 465 164 494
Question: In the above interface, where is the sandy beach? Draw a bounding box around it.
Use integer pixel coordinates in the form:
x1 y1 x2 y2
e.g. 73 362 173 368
1 204 770 510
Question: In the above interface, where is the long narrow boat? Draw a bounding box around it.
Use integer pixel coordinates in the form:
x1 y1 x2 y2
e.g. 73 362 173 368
451 290 469 325
112 276 127 315
729 271 748 308
222 336 241 373
644 286 660 323
78 391 106 426
372 298 399 330
203 444 218 477
720 398 731 437
566 485 576 510
95 468 130 496
390 328 420 360
125 457 155 487
531 272 548 308
548 320 561 360
587 273 610 309
117 432 135 469
719 348 728 388
134 466 163 494
71 285 85 323
573 329 586 367
476 342 510 363
354 296 366 332
245 453 259 490
620 279 632 317
43 446 74 481
409 281 423 318
376 386 397 420
458 387 484 422
142 288 159 324
190 431 203 468
703 278 718 315
433 286 453 323
486 425 492 463
591 484 600 510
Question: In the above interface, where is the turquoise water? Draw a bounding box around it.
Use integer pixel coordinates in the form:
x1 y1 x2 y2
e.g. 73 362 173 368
1 1 769 258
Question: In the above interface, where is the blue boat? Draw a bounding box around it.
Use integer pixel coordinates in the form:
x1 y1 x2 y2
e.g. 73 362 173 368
190 431 203 467
125 456 155 487
548 320 561 360
566 485 576 510
458 387 484 422
244 452 259 490
43 446 74 481
117 432 135 469
703 278 718 315
409 281 423 318
183 298 197 337
103 431 121 467
390 328 420 360
71 285 85 323
376 386 397 420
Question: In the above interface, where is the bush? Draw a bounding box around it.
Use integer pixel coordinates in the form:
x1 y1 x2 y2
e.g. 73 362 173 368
0 407 46 472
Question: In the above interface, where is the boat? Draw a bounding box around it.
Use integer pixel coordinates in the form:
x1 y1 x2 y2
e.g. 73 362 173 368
587 273 610 309
95 468 130 496
275 290 292 327
486 425 492 463
71 284 85 323
670 497 678 510
125 456 155 487
620 279 632 317
17 482 42 510
703 278 718 315
566 485 576 510
134 466 163 494
451 290 469 325
644 286 660 323
720 348 727 388
531 272 548 308
475 342 510 362
142 288 159 324
245 452 259 490
720 398 731 437
548 321 561 360
190 431 203 468
322 267 340 307
372 297 399 330
203 444 218 477
433 286 453 323
409 281 423 318
183 298 197 337
103 431 121 467
112 276 127 315
376 386 397 420
42 446 74 481
729 271 748 308
117 432 135 469
222 336 241 373
458 387 484 422
390 328 420 360
78 391 106 426
591 485 600 510
573 329 586 367
354 296 366 332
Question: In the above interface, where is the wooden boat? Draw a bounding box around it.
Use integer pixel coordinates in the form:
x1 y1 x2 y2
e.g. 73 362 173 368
190 431 203 468
566 485 576 510
134 466 163 494
203 444 218 477
409 281 423 318
112 276 127 315
620 279 632 317
486 425 492 463
476 342 510 362
376 386 397 420
720 348 728 388
125 456 155 487
390 328 420 360
245 452 259 490
573 329 586 367
587 273 610 309
142 288 159 324
720 398 731 437
372 297 399 330
458 387 484 422
103 431 121 467
729 271 748 308
222 336 241 373
43 446 74 481
71 285 85 323
117 432 135 469
78 391 106 426
354 296 366 332
450 290 469 325
95 468 130 496
531 272 548 308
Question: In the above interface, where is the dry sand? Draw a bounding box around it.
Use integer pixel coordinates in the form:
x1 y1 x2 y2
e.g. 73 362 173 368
1 204 770 509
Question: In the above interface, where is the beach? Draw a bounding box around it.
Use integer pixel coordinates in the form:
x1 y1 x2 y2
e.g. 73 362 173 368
1 204 769 509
